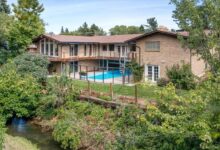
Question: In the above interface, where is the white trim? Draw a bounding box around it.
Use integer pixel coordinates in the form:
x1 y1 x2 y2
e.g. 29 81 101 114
145 65 160 82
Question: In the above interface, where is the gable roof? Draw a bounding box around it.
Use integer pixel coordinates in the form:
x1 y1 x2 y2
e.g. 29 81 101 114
36 34 142 44
125 30 189 42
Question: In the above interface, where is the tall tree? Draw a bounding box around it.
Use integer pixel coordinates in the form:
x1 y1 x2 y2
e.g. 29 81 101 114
171 0 220 74
65 28 69 34
145 17 158 32
61 26 64 34
0 0 10 14
90 24 106 35
10 0 45 56
0 13 13 65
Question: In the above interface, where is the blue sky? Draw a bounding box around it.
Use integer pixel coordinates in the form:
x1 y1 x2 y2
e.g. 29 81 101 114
7 0 178 34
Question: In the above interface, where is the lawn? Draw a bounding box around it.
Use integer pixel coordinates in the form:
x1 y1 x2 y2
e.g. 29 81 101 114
71 79 188 100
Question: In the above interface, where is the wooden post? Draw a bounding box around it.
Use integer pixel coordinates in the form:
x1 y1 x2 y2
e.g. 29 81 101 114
102 69 105 83
94 67 96 82
87 80 91 96
86 66 88 81
135 84 138 104
79 65 81 80
110 83 113 101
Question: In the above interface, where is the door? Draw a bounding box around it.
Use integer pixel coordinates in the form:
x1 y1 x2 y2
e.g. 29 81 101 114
70 61 78 73
145 65 160 82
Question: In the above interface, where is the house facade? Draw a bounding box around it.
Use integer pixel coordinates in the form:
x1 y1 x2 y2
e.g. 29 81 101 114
31 30 206 83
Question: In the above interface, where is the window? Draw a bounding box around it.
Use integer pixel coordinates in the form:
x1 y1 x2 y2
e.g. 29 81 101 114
102 45 107 51
55 46 58 56
89 44 92 56
147 65 160 82
70 46 74 56
70 45 78 56
50 43 53 56
109 44 114 51
84 45 87 56
41 41 44 54
131 45 136 52
46 41 49 55
145 41 160 51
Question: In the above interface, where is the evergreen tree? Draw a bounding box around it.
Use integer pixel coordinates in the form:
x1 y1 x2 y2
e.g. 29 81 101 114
61 26 64 34
0 0 10 14
65 28 69 34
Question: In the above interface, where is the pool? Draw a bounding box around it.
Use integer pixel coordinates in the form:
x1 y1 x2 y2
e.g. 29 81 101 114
88 70 130 80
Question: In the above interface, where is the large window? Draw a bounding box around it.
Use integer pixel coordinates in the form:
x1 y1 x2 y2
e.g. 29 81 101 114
147 65 160 82
46 40 49 55
109 44 114 51
102 45 107 51
145 41 160 51
89 44 92 56
50 43 53 56
70 45 78 56
41 41 44 54
84 45 87 56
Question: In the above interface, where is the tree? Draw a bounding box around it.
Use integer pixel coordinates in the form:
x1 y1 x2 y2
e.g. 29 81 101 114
144 17 158 32
90 24 106 35
9 0 45 56
65 28 69 34
60 26 64 34
0 62 41 119
171 0 220 74
0 0 10 14
0 13 13 65
77 22 90 36
109 25 144 35
13 53 49 83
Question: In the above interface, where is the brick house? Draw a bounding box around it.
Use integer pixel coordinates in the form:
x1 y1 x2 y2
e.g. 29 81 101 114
31 29 206 83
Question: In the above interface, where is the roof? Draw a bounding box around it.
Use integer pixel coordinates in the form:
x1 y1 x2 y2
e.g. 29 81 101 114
126 29 189 42
37 34 142 44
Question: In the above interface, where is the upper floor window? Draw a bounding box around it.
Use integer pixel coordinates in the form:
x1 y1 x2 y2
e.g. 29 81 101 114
102 45 107 51
109 44 114 51
145 41 160 51
84 45 87 56
46 40 49 55
70 45 78 56
41 40 44 54
50 43 53 56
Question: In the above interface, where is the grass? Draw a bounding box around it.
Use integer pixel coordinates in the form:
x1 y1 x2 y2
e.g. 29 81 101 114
71 79 188 100
3 134 39 150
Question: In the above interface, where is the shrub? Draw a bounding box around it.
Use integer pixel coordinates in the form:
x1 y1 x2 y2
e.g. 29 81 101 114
0 62 41 119
126 60 144 82
13 53 49 83
166 63 196 90
0 118 5 150
157 78 169 87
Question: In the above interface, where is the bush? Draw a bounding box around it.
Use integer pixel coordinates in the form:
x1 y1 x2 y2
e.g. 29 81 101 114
126 60 144 82
0 118 5 150
0 62 41 119
157 78 169 87
13 53 49 83
166 63 196 90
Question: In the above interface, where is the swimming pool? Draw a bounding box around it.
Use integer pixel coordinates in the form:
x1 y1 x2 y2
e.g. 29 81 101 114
88 70 131 80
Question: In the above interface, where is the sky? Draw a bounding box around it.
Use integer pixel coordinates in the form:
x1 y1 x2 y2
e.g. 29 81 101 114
7 0 178 34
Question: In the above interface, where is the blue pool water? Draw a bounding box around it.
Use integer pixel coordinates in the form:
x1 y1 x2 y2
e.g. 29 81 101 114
88 70 130 80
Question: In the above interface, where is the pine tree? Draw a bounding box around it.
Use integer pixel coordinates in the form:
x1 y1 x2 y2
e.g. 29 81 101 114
65 28 69 34
0 0 10 14
61 26 64 34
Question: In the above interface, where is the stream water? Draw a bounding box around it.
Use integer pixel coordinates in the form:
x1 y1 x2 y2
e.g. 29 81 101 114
7 118 63 150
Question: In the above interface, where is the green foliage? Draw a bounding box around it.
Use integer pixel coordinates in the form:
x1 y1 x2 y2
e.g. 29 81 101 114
144 17 158 32
157 77 170 87
13 53 49 83
115 83 218 149
53 101 115 149
0 117 5 150
0 62 41 119
126 60 144 82
36 76 79 119
110 25 144 35
0 0 10 14
61 22 106 36
166 63 196 90
10 0 45 54
0 13 13 65
171 0 220 74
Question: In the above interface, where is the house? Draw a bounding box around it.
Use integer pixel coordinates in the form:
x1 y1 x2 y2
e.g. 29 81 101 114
126 29 206 82
31 29 206 83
